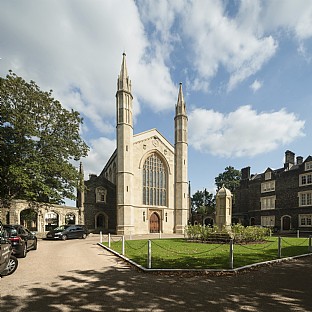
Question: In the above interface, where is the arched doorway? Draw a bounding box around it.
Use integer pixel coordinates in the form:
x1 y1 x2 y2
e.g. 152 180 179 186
282 215 291 231
45 212 59 231
150 212 160 233
250 217 255 226
65 213 76 225
20 209 38 231
95 213 108 232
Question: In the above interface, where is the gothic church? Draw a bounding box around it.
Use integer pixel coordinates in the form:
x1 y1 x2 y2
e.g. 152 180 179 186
78 54 189 235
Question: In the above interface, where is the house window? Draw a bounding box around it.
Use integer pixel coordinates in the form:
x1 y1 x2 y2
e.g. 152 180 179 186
260 196 276 210
299 191 312 207
305 161 312 171
261 181 275 193
299 173 312 186
299 214 312 227
96 187 107 203
143 153 167 206
261 216 275 227
265 172 271 180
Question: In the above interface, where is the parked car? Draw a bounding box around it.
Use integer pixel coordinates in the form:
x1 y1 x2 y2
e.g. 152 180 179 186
3 224 37 258
0 221 18 276
46 225 89 240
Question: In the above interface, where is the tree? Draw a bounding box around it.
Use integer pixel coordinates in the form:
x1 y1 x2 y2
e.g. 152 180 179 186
0 71 89 206
215 166 241 193
191 189 215 214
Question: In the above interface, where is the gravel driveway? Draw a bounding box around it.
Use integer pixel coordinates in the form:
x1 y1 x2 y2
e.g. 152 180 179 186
0 234 311 311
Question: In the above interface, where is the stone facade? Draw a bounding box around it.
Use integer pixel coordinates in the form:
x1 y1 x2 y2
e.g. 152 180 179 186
234 150 312 232
82 54 189 235
0 199 82 236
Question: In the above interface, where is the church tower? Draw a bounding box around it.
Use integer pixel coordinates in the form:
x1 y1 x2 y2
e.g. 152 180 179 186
116 53 134 235
174 83 189 233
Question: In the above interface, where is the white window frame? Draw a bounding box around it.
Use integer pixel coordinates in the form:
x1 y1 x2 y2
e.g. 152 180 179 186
261 216 275 227
305 161 312 171
299 214 312 227
299 173 312 186
265 171 272 180
96 187 107 203
261 181 275 193
299 191 312 207
260 196 276 210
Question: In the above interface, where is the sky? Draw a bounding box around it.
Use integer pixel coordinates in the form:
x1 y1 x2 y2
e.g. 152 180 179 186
1 0 311 202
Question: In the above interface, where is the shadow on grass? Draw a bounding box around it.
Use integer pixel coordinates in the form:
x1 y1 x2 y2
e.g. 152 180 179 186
1 256 312 312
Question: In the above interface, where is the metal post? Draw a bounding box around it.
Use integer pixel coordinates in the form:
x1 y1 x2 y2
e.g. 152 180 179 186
108 233 111 248
100 231 102 243
309 235 312 253
278 236 282 258
159 231 161 239
229 239 234 269
297 230 300 238
122 235 125 256
147 240 152 269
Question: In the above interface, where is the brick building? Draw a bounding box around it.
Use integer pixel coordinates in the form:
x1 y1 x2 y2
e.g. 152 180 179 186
233 150 312 232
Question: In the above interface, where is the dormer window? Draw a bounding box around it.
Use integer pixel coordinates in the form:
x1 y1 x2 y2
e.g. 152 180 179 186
96 187 107 203
305 161 312 171
265 171 271 180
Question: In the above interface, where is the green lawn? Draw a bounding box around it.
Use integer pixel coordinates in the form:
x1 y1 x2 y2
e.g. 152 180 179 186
102 237 311 269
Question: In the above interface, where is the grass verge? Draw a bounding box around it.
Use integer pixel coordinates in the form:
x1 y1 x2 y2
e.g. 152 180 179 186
102 237 311 269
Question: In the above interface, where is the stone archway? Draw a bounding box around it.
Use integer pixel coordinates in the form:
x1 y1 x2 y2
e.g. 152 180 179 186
65 213 76 225
250 217 256 226
95 212 108 232
282 215 291 231
20 209 38 231
150 212 160 233
204 217 214 227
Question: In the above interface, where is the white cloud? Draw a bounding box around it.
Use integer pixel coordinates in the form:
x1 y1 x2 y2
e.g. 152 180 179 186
0 0 177 135
250 79 263 92
189 105 305 157
82 137 116 178
262 1 312 40
178 0 277 92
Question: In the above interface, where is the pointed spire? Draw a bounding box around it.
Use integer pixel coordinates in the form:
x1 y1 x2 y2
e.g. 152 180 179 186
120 52 128 80
176 82 186 115
117 53 131 92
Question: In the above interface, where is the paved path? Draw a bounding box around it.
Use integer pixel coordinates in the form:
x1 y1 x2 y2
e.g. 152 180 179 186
1 234 311 311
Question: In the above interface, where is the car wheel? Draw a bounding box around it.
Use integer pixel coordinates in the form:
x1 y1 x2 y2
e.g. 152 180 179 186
81 233 87 239
2 255 18 276
61 234 67 241
32 239 37 250
21 243 27 258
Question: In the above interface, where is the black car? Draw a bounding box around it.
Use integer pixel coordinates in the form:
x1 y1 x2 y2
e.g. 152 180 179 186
0 221 18 276
3 224 37 258
46 225 89 240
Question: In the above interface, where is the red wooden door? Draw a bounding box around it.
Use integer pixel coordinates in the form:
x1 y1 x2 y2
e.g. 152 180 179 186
150 213 160 233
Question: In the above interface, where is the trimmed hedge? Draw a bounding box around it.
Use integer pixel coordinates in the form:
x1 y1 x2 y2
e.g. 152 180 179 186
185 224 270 243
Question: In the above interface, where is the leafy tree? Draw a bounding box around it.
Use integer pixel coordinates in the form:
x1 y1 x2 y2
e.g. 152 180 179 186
0 71 89 206
191 189 215 214
215 166 241 193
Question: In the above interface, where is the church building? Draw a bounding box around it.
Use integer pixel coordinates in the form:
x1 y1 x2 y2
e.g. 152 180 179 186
78 53 189 235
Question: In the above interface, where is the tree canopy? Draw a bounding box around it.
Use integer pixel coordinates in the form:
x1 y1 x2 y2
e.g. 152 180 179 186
215 166 241 193
0 71 89 205
191 189 215 214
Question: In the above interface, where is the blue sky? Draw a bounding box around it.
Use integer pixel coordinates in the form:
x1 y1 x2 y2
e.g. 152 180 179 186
1 0 311 201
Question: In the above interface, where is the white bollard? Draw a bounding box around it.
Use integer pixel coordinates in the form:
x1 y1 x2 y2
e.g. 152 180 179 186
108 233 111 248
147 240 152 269
122 235 125 255
100 231 102 243
297 230 300 238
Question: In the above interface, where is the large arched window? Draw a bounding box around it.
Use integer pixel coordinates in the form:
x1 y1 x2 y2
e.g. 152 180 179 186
143 153 167 206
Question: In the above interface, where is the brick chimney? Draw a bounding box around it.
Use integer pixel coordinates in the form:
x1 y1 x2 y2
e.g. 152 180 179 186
296 156 303 165
241 167 251 180
284 150 295 170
